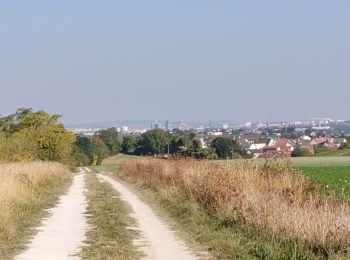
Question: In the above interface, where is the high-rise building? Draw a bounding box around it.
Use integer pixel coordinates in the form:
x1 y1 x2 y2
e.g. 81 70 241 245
165 120 169 131
151 121 161 129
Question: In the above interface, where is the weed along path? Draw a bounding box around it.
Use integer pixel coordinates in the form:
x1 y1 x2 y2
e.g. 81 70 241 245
98 174 197 260
16 170 88 260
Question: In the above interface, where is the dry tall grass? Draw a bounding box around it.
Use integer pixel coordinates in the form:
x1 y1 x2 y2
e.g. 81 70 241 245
0 161 69 258
120 158 350 257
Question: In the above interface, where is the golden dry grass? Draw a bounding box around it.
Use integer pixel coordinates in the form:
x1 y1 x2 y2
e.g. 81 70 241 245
0 161 69 258
120 158 350 257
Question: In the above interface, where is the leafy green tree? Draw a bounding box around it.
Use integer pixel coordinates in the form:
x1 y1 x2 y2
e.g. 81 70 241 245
97 128 120 155
74 136 96 164
169 131 202 156
211 137 242 159
0 108 75 164
122 136 141 155
140 129 170 155
0 108 62 135
291 147 313 157
70 145 90 166
91 136 109 165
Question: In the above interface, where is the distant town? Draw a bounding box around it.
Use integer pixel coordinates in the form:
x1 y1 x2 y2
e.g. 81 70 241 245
68 118 350 159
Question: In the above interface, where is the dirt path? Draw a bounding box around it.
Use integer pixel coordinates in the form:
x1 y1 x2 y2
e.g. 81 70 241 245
16 171 87 260
98 174 197 260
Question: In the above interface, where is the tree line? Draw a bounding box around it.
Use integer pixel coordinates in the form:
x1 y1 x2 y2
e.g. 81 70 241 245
0 108 246 166
121 129 246 160
0 108 121 166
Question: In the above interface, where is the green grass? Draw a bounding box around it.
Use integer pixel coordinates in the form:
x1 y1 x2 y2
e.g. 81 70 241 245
102 154 139 166
284 156 350 199
300 166 350 199
314 147 350 157
81 173 141 260
89 154 139 173
291 156 350 167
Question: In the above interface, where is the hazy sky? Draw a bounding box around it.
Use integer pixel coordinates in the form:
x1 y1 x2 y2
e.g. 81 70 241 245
1 1 349 124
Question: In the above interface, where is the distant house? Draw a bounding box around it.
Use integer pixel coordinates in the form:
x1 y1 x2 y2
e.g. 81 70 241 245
259 138 295 158
311 137 329 146
268 138 295 156
199 138 208 149
207 131 223 136
300 135 312 141
258 146 280 158
247 143 266 158
331 138 347 148
296 137 315 155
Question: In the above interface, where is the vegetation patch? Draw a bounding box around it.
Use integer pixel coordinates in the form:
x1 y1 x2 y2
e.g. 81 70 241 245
117 158 350 259
0 162 70 259
81 173 141 260
301 166 350 199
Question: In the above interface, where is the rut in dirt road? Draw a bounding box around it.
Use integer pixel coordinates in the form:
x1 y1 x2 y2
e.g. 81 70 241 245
16 170 87 260
98 174 197 260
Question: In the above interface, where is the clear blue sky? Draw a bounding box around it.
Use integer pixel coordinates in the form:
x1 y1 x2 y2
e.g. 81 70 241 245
1 1 349 124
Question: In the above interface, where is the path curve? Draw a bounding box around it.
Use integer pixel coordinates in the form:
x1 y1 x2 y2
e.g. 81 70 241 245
16 171 87 260
98 174 197 260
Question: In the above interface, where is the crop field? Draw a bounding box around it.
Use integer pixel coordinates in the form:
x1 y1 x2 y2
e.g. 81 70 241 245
289 156 350 199
301 166 350 198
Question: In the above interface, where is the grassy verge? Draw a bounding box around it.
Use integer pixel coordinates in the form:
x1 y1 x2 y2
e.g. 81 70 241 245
115 158 350 259
0 162 70 259
81 172 141 260
110 174 312 259
89 154 139 174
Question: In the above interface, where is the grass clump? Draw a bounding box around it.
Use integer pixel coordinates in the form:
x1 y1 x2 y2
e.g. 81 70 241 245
0 161 69 259
118 158 350 259
81 173 141 260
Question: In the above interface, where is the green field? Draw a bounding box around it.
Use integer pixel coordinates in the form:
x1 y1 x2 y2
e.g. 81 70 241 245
301 166 350 198
288 157 350 199
89 154 139 173
291 156 350 167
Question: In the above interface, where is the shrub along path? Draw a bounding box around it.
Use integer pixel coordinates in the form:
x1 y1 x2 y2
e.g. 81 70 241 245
16 170 88 260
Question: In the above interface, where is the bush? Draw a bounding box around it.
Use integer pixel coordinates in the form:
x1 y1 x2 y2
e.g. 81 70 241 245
0 108 75 164
291 147 313 157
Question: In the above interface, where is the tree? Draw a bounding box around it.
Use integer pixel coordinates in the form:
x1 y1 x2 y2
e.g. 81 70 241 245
0 108 62 135
70 145 90 166
170 133 190 155
139 129 170 155
97 128 120 155
0 108 75 164
211 137 242 159
91 136 109 165
74 136 96 164
122 136 141 155
291 147 313 157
